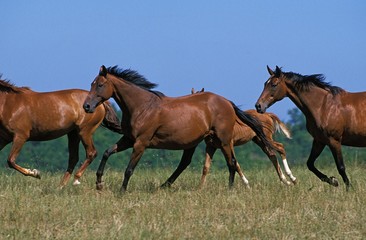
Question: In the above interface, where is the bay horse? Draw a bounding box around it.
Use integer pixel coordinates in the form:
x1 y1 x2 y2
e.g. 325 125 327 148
83 65 275 192
255 66 365 190
0 75 122 187
191 88 296 187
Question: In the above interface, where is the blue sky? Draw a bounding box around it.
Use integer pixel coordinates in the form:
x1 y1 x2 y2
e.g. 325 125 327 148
1 1 365 120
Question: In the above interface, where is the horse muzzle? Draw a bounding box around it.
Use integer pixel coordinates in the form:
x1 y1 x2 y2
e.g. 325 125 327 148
83 102 95 113
255 101 267 113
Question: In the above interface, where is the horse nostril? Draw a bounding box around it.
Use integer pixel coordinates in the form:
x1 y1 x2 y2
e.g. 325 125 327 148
255 103 261 111
83 103 90 112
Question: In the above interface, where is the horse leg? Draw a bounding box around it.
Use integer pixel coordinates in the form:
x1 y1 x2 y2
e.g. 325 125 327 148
59 131 80 188
231 147 251 188
7 135 40 178
120 140 147 192
328 139 350 190
72 134 97 185
275 141 297 184
306 140 332 185
199 145 216 189
253 137 291 185
161 147 196 188
220 144 237 188
96 136 134 190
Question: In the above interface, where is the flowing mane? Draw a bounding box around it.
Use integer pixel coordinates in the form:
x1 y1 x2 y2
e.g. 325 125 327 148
106 66 165 97
0 76 31 93
278 70 345 95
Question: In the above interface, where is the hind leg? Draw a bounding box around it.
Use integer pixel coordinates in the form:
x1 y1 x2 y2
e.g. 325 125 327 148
73 134 97 185
253 137 291 185
7 135 40 178
60 131 80 188
199 145 216 188
273 141 297 184
220 143 249 188
161 147 196 188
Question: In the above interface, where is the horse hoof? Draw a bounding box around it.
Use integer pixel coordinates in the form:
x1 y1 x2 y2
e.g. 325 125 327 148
292 178 298 185
160 182 171 189
73 179 81 185
96 182 104 191
329 176 339 187
32 169 41 179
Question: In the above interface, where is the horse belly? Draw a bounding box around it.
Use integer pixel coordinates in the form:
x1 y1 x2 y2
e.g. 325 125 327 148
341 133 366 147
149 126 207 150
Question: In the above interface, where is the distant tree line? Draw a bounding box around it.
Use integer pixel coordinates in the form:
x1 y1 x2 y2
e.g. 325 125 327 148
1 107 365 173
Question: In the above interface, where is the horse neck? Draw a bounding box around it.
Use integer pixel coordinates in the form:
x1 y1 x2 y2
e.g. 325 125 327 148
109 76 160 116
286 79 330 122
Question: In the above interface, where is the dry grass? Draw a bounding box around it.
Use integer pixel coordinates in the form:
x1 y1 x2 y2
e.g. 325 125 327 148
0 163 365 239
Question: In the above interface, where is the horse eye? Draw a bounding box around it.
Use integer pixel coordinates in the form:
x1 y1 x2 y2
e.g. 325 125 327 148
97 83 103 88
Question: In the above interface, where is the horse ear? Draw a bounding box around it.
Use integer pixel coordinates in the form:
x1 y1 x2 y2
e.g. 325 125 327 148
275 66 282 77
99 65 107 77
267 65 275 76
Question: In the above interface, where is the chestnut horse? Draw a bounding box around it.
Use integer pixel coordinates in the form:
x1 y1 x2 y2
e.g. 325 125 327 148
255 66 366 190
191 88 296 187
83 66 275 192
0 76 122 187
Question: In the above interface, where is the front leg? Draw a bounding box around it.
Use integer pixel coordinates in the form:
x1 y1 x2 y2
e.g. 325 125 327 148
306 140 332 184
328 139 350 190
161 147 196 188
96 136 133 190
121 139 147 192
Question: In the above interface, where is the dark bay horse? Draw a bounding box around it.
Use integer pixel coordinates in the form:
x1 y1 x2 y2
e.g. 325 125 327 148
0 76 121 187
191 88 296 187
83 65 275 192
255 66 366 190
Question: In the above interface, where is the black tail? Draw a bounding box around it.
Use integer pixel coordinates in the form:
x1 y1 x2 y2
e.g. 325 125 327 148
101 101 123 134
230 101 275 152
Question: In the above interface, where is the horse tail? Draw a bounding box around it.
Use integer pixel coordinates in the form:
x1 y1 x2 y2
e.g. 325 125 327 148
230 101 276 151
268 113 292 139
101 101 123 134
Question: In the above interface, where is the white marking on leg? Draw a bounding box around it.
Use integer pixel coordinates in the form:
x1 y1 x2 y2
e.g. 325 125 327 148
241 175 250 188
283 158 297 182
73 179 81 185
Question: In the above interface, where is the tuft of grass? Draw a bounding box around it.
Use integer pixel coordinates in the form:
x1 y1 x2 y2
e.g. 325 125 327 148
0 163 365 239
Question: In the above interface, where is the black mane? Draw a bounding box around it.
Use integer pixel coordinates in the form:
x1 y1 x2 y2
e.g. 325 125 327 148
0 75 30 93
280 70 344 95
106 66 165 97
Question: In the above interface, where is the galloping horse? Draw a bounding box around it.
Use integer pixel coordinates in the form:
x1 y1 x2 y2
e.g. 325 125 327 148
83 66 275 192
191 88 296 187
0 75 122 187
256 66 366 190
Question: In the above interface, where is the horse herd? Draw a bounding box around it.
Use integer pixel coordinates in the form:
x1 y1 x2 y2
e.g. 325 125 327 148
1 65 363 192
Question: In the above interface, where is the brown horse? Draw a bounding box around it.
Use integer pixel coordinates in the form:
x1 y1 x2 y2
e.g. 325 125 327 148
191 88 296 187
201 109 296 187
83 65 275 192
255 66 366 190
0 75 122 187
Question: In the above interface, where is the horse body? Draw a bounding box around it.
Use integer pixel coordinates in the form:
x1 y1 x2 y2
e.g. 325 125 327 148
138 93 237 150
84 65 273 192
255 66 366 189
2 90 93 141
0 79 121 187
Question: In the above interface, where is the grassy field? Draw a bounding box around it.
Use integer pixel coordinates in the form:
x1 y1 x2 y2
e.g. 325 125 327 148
0 163 365 239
